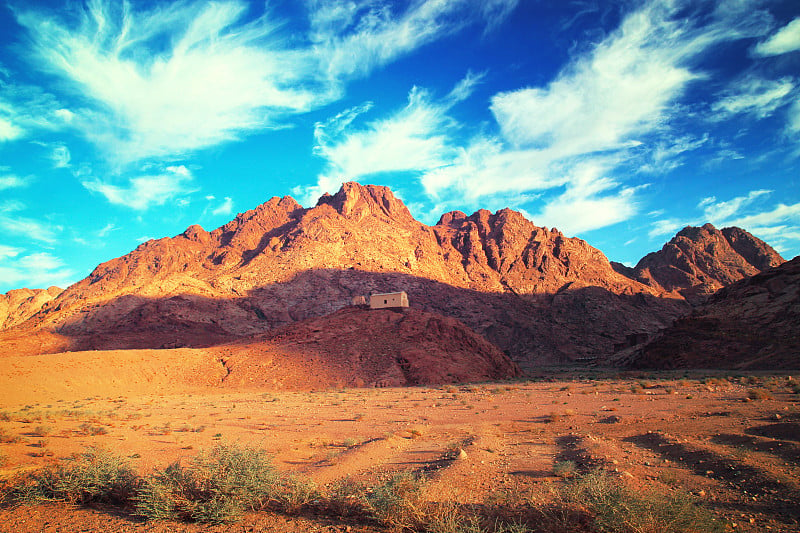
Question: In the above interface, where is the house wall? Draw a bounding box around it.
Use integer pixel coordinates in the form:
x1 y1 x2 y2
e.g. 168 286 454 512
369 292 409 309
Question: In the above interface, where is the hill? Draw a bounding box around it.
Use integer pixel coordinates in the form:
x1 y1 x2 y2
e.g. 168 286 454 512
630 256 800 369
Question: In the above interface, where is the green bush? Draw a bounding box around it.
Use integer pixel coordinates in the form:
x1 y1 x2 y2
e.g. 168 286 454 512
366 471 429 530
134 444 281 523
11 448 136 505
563 470 723 533
324 478 368 517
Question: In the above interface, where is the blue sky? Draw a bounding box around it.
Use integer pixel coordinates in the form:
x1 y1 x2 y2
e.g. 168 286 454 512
1 0 799 292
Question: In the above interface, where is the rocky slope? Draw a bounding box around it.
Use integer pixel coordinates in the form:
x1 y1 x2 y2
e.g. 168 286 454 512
0 287 62 329
0 182 782 370
618 223 784 302
217 306 520 388
630 256 800 369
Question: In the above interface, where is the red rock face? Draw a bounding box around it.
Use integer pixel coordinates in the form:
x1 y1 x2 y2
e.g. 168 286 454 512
0 182 780 370
625 223 784 302
631 257 800 370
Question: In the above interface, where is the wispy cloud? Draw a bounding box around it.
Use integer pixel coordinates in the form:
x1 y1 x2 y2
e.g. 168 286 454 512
0 204 62 244
13 0 517 167
0 244 22 261
753 17 800 56
415 0 771 235
700 189 772 222
211 196 234 216
50 144 71 168
97 222 117 238
0 251 75 290
0 174 30 190
650 189 800 257
14 0 322 165
0 77 68 142
711 76 794 120
301 74 479 203
534 160 642 234
81 165 196 210
307 0 516 81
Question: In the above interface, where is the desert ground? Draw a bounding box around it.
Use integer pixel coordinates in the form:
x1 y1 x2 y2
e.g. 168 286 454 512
0 357 799 532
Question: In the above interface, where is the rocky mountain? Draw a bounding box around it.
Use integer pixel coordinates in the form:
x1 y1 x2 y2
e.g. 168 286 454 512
630 256 800 370
0 182 784 370
616 223 784 302
0 287 62 329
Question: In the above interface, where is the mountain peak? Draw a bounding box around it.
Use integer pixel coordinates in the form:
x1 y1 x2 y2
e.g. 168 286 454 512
629 223 784 299
316 181 414 223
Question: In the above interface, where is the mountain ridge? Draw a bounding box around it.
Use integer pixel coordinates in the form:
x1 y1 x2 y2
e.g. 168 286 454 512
0 182 785 370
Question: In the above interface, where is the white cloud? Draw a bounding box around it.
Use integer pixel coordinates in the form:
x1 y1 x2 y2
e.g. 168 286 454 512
302 76 477 203
648 218 687 239
711 76 794 120
788 100 800 133
640 134 709 174
97 223 117 238
50 144 71 168
307 0 517 81
0 251 75 290
754 17 800 57
13 0 517 166
0 174 30 190
0 214 62 244
412 0 773 236
701 189 772 223
81 165 196 210
211 197 234 216
490 5 698 154
533 161 641 235
14 1 321 164
0 117 23 141
728 201 800 229
0 80 66 142
0 244 22 260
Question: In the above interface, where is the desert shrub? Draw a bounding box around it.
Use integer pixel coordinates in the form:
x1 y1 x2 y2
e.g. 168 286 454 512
562 470 723 533
553 460 577 478
32 425 52 437
78 423 109 436
134 444 281 523
11 448 136 505
746 388 774 401
325 478 368 516
366 471 429 530
0 428 20 443
425 501 482 533
275 475 318 514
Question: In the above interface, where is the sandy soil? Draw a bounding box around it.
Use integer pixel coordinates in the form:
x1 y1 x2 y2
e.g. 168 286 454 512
1 357 799 532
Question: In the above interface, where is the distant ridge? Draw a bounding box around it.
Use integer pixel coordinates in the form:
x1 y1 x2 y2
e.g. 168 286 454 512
615 223 784 302
630 256 800 370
